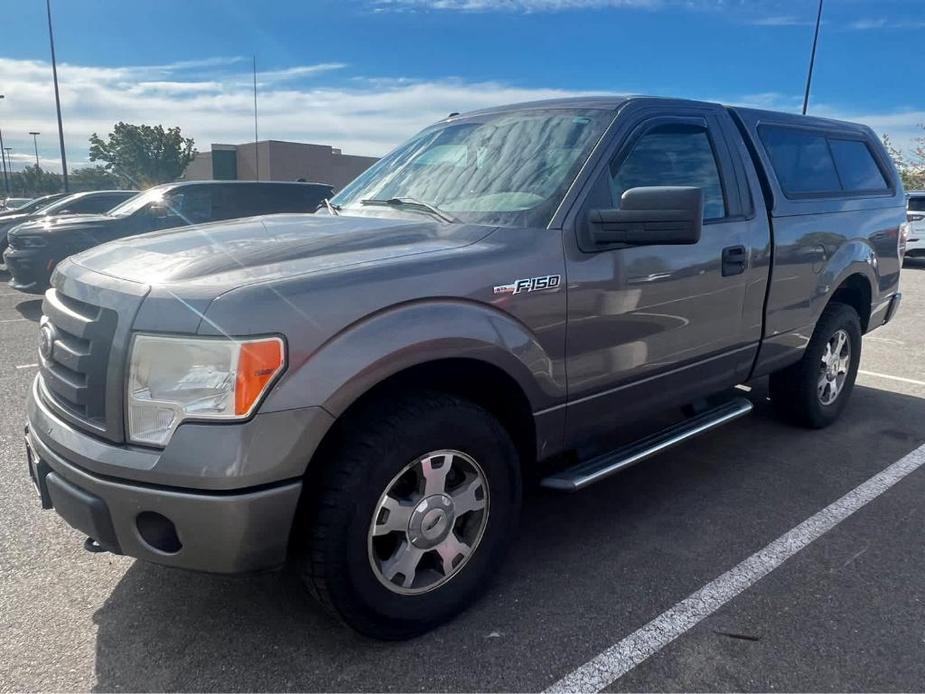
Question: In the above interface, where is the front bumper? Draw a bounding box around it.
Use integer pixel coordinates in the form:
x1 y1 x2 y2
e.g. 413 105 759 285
25 377 311 574
4 246 53 292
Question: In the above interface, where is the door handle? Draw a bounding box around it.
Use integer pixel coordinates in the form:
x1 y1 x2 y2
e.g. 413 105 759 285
722 245 748 277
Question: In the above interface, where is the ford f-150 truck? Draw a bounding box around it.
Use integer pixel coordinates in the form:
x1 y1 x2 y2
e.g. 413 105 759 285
23 97 904 639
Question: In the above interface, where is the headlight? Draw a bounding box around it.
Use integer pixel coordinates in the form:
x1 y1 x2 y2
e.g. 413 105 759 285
17 235 47 248
127 334 285 446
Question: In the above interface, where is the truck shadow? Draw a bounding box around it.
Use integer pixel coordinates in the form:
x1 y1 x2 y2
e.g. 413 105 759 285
90 381 925 692
15 299 42 322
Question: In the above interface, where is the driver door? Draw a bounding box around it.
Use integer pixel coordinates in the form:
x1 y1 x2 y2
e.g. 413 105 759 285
563 105 763 445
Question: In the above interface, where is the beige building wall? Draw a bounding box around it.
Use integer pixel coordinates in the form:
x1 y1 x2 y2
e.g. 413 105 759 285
184 140 378 192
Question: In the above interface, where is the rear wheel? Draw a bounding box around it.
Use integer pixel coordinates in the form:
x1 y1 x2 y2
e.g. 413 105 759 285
299 391 521 639
769 302 862 428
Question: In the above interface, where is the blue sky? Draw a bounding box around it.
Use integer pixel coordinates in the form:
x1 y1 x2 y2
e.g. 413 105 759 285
0 0 921 173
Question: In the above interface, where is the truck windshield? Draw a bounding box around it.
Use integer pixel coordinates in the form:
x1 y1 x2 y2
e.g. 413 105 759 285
332 108 612 228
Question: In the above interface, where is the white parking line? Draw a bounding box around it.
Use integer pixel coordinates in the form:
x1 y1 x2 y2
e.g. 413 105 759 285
14 363 37 370
858 370 925 387
546 442 925 693
0 318 28 324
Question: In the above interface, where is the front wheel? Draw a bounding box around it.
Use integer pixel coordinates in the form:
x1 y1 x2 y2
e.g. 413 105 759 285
769 302 862 428
299 391 521 639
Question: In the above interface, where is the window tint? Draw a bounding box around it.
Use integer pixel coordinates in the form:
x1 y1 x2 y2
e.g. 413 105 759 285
71 194 129 214
609 123 726 220
164 187 215 224
909 197 925 212
829 139 888 192
759 126 841 195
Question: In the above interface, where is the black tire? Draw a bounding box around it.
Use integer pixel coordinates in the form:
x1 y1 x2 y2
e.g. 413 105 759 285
299 390 521 640
769 302 862 429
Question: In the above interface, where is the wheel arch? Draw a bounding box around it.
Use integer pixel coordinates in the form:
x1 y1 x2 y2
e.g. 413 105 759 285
827 272 872 332
817 240 877 333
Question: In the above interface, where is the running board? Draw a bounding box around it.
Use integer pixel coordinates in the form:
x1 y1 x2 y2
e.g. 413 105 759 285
540 397 753 492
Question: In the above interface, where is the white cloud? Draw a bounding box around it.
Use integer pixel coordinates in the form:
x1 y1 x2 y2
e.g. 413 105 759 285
373 0 660 10
0 55 921 177
846 17 925 30
0 56 594 173
749 16 814 27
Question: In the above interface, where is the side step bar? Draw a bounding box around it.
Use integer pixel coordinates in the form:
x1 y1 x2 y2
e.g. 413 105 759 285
540 397 753 492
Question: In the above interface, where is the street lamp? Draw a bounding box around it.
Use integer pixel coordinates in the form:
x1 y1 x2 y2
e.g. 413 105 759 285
29 132 41 168
0 95 9 195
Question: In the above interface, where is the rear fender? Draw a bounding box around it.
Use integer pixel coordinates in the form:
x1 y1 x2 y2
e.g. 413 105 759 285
816 239 877 323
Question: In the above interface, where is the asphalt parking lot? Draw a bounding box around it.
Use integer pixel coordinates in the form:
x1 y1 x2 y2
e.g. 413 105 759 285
1 263 924 693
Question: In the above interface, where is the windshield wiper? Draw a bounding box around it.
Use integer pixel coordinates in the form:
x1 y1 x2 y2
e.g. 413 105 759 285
322 198 340 216
360 197 458 223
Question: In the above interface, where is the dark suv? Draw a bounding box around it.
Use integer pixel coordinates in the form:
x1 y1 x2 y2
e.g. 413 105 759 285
4 180 333 292
0 190 137 270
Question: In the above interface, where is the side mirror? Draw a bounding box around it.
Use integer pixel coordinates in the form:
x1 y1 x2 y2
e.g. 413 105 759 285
588 186 703 246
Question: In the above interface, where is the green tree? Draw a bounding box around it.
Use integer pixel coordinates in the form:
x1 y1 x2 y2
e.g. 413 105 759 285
88 122 196 188
882 130 925 191
69 165 123 192
10 165 62 197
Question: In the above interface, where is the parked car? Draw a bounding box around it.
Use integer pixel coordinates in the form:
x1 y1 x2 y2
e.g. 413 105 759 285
0 193 68 218
1 197 33 211
4 180 333 291
23 97 903 639
904 191 925 260
0 190 137 272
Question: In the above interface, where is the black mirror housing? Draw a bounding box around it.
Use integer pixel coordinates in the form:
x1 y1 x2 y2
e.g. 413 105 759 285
588 186 704 247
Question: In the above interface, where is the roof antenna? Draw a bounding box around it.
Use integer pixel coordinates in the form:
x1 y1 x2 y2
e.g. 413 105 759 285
802 0 824 115
448 112 460 118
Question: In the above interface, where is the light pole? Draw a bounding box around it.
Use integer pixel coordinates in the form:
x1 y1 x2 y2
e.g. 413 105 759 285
802 0 824 115
46 0 68 191
0 95 9 195
29 132 41 168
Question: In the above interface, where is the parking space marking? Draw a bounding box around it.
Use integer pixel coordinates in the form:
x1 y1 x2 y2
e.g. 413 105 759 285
14 364 37 370
546 442 925 693
0 318 28 324
858 370 925 388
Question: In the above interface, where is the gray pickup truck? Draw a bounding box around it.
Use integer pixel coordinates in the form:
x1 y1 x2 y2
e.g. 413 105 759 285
23 97 904 639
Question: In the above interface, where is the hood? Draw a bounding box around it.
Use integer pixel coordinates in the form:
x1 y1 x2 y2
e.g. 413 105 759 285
71 213 495 289
0 211 43 235
9 213 115 235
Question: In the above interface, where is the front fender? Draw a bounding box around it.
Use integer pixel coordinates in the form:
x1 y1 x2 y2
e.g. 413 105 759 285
261 299 562 417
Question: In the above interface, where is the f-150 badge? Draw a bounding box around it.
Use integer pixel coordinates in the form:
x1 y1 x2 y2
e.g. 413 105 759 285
493 274 561 295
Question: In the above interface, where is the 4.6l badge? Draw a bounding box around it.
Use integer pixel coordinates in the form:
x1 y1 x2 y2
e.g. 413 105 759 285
493 274 561 296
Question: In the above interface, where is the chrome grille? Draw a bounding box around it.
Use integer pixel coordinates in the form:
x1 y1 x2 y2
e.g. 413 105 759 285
40 288 117 424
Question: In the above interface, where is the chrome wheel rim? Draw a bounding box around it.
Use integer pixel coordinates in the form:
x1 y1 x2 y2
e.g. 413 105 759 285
368 449 490 595
818 328 851 406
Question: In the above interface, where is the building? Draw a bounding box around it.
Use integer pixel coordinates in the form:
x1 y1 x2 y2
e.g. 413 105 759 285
183 140 378 192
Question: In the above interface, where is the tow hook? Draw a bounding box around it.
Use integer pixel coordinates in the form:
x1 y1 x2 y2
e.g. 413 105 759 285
83 537 107 554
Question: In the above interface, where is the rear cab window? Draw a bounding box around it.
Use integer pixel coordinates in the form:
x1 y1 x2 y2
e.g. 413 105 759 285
758 124 890 198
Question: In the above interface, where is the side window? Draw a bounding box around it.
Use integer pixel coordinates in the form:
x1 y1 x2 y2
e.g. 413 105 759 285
76 195 124 214
610 123 727 220
759 126 840 196
829 139 888 192
163 188 214 224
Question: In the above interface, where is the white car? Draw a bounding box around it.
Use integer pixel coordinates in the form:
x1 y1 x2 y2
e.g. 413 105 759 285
906 192 925 260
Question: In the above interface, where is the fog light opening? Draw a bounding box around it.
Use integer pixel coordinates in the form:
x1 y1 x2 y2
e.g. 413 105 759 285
136 511 182 554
